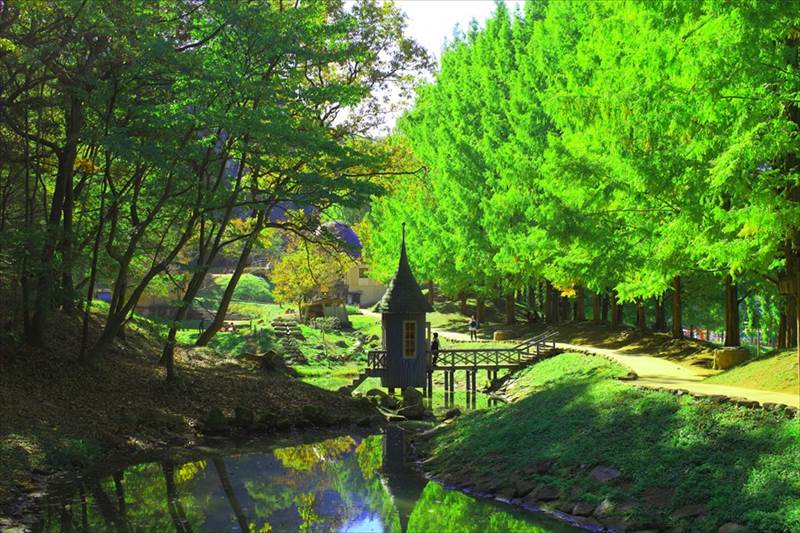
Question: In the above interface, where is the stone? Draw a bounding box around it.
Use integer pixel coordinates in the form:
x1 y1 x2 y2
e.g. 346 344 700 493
232 405 255 429
572 501 596 516
524 459 554 475
732 398 760 409
402 386 424 406
497 486 516 500
335 340 348 348
710 395 729 404
200 407 229 434
589 465 621 482
493 330 513 341
532 485 560 501
718 523 746 533
356 416 376 427
444 408 461 420
785 406 798 418
618 371 639 381
383 395 399 409
512 480 536 498
713 347 748 369
671 504 707 520
554 500 574 513
398 403 425 420
594 498 616 517
642 486 674 508
574 516 604 529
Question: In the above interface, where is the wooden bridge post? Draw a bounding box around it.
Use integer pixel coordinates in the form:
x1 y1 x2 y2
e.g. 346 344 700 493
427 371 433 396
444 370 449 392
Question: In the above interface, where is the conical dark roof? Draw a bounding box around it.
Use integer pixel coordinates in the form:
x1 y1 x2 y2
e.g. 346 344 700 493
375 226 433 314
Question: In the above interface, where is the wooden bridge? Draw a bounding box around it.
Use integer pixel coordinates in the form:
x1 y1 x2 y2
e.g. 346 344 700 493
355 330 559 396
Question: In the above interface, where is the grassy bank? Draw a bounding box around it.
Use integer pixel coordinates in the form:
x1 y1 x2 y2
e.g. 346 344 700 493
0 309 375 524
418 353 800 532
706 349 799 395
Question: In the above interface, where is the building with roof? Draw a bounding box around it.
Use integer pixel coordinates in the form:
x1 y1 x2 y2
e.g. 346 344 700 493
318 221 387 308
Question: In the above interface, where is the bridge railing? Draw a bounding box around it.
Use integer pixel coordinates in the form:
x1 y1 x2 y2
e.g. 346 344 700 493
513 330 558 355
434 348 520 368
367 350 387 370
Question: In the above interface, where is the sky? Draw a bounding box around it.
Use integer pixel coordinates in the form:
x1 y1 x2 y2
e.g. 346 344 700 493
396 0 524 59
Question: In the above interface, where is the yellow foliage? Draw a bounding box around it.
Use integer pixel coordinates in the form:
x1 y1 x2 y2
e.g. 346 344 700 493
175 460 207 485
273 436 356 472
74 158 100 173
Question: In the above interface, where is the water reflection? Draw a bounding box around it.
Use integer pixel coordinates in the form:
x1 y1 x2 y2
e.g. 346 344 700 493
37 431 574 532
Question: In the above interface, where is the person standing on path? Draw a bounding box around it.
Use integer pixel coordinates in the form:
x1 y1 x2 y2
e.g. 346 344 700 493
468 316 478 341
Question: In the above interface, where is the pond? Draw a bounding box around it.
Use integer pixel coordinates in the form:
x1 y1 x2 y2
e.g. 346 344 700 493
36 429 577 532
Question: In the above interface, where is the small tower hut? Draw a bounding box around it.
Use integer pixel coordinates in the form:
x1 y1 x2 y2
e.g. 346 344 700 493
374 225 433 389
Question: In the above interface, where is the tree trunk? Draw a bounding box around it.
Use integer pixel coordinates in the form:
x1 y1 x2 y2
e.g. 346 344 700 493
724 274 740 346
505 292 516 325
459 292 468 315
601 294 609 321
654 295 666 332
778 312 787 349
79 176 107 363
162 462 191 533
527 285 536 313
575 286 586 321
427 280 435 306
592 293 601 323
786 294 797 348
690 325 695 339
476 297 485 322
560 297 570 323
636 300 645 331
213 458 249 532
29 96 83 345
671 276 683 339
544 282 554 324
196 212 264 346
610 291 619 327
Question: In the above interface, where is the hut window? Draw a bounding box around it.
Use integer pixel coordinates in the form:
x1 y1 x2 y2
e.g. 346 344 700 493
403 321 417 358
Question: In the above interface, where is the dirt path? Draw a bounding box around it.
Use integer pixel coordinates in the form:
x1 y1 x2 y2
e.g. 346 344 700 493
558 342 799 408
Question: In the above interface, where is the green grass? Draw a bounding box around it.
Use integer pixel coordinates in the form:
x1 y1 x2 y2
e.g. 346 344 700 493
209 273 273 302
175 327 272 357
424 353 800 532
705 349 799 395
349 313 383 338
294 362 365 390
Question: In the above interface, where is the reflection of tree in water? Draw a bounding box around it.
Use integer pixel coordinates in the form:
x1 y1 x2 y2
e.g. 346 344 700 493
407 482 572 533
40 461 206 532
39 434 412 533
273 436 357 472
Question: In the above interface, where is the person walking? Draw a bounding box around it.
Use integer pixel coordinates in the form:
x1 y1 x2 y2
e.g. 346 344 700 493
431 332 441 366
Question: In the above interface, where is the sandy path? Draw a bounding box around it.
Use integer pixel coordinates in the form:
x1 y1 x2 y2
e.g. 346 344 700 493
558 342 799 408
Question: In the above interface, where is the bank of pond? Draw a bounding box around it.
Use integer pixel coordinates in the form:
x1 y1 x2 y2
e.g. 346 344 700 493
37 430 572 532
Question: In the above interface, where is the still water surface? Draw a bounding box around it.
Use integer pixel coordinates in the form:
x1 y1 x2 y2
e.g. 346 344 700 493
37 429 575 532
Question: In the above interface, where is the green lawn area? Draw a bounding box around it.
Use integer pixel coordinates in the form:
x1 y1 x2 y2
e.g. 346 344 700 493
705 349 799 395
422 353 800 532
